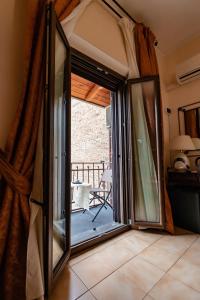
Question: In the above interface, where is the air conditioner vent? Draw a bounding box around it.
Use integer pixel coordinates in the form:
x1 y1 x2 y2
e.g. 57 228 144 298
176 54 200 85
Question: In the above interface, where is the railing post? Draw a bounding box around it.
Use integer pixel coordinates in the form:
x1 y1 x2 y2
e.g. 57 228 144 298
87 165 89 183
76 165 78 181
82 163 84 182
93 163 95 187
102 161 105 190
102 161 105 173
97 166 100 187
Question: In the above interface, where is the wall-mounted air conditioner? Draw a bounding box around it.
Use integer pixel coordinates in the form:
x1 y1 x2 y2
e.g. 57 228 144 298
176 53 200 85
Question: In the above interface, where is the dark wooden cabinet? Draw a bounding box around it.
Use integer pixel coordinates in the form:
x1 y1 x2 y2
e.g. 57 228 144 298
168 170 200 233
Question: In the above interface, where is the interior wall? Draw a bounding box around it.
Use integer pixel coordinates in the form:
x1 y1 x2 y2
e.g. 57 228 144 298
0 0 28 149
74 0 128 67
66 0 175 168
3 0 199 172
159 35 200 167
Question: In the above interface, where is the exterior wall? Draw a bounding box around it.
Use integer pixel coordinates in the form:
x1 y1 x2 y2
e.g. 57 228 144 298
71 98 110 163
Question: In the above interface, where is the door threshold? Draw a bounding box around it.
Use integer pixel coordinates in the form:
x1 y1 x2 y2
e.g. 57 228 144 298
70 224 130 256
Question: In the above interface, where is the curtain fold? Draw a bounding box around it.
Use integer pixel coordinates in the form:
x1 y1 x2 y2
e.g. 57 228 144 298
0 1 80 300
26 104 44 300
134 23 174 233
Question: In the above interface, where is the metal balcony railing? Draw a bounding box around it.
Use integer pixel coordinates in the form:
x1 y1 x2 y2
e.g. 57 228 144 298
71 161 106 188
71 161 112 211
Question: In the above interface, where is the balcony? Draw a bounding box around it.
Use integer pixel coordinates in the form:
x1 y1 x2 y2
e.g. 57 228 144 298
71 161 109 209
69 161 121 245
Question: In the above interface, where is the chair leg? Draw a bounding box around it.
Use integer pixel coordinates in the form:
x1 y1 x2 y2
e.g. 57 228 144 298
92 203 105 222
90 193 107 209
83 193 107 215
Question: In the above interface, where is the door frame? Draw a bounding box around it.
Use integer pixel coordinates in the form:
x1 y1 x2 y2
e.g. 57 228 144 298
70 49 131 255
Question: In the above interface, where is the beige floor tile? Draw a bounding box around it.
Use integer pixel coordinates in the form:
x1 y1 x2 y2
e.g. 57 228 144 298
183 237 200 266
72 236 148 289
91 268 146 300
120 256 164 293
77 291 96 300
96 240 136 268
168 257 200 292
69 247 102 267
103 235 150 262
49 267 87 300
69 230 154 267
71 252 116 288
123 235 151 253
139 244 181 271
131 230 164 244
153 234 197 255
149 274 200 300
112 230 134 240
143 295 155 300
69 239 116 266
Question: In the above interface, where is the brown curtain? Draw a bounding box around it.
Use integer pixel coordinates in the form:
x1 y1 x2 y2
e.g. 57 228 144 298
0 1 79 300
134 23 174 234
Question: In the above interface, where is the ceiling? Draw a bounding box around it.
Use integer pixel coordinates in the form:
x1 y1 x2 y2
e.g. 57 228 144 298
71 73 111 107
117 0 200 54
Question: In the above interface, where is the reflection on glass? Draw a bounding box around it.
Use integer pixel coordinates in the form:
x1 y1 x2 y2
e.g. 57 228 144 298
130 80 160 223
53 31 66 268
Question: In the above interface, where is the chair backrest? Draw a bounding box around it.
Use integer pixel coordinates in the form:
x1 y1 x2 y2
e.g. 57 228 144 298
101 169 112 183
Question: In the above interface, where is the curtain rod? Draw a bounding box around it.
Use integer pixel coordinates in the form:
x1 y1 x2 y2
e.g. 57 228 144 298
102 0 137 24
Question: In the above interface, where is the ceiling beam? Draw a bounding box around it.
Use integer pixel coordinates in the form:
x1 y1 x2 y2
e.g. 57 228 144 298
85 84 103 100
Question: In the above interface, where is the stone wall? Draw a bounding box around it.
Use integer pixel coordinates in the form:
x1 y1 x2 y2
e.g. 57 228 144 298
71 98 110 163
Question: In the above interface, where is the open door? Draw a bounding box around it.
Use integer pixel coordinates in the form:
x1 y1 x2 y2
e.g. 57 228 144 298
43 3 71 295
127 76 165 228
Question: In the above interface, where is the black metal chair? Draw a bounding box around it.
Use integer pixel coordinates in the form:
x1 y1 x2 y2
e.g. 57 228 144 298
89 169 113 222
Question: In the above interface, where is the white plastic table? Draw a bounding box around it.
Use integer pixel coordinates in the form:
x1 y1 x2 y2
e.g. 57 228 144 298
71 183 92 210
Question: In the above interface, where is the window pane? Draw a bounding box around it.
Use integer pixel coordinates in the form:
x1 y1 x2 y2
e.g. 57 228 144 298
52 30 67 268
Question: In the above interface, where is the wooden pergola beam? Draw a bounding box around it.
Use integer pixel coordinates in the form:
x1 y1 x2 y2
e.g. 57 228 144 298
85 84 102 100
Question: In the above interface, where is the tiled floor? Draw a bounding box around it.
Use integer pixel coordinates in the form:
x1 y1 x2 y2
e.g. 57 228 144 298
49 229 200 300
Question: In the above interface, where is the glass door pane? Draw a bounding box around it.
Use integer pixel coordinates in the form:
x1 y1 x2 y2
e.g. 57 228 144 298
52 30 67 268
44 3 71 294
70 73 125 246
128 76 164 226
